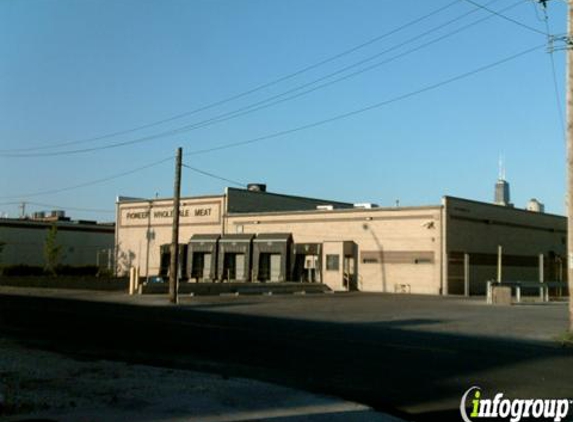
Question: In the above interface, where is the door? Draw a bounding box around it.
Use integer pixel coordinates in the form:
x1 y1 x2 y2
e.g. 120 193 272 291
304 255 318 283
159 248 170 277
224 253 236 280
343 256 355 291
191 252 204 281
235 253 245 281
270 254 282 282
202 253 212 280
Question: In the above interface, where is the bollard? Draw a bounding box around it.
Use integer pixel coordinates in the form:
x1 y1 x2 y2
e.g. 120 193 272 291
129 267 136 295
135 267 140 294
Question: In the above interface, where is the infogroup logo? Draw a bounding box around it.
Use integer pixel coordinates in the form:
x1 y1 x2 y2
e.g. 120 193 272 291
460 387 572 422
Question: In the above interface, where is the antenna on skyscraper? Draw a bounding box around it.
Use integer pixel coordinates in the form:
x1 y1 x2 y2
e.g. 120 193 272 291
498 154 506 181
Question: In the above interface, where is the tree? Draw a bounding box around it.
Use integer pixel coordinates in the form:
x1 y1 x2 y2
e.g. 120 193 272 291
44 224 62 276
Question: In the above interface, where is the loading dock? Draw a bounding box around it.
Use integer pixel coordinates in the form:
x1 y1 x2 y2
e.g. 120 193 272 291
187 234 220 282
252 233 292 282
218 234 254 282
291 243 322 283
158 243 188 280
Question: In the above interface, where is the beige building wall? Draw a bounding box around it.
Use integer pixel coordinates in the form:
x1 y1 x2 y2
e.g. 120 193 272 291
116 196 225 276
228 207 443 295
116 193 567 297
117 197 443 294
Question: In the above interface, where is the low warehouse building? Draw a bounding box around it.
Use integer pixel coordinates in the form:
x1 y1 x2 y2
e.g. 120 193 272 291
0 211 115 271
115 185 566 295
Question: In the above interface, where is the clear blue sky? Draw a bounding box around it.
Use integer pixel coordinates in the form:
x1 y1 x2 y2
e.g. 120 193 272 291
0 0 568 221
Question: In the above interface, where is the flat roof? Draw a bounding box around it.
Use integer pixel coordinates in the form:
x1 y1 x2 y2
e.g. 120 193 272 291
0 218 115 233
443 196 566 219
117 194 224 204
227 203 442 219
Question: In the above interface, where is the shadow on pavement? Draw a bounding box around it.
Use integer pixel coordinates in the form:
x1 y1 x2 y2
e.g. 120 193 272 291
0 293 571 422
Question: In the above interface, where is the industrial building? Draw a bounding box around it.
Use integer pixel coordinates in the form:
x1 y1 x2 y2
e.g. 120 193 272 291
115 181 566 295
0 211 115 270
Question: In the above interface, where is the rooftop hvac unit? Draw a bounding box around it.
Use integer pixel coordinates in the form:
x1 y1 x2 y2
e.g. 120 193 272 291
32 211 46 219
354 203 379 209
526 199 545 213
51 210 66 218
247 183 267 192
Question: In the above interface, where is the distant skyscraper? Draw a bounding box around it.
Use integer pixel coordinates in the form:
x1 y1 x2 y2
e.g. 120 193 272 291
494 157 512 207
494 179 511 206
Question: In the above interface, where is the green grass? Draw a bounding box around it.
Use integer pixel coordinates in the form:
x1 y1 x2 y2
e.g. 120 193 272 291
555 331 573 347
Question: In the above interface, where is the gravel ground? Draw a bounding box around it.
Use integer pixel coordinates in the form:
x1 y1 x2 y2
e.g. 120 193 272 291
0 338 401 422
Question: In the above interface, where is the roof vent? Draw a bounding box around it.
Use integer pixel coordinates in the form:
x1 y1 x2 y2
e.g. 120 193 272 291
247 183 267 192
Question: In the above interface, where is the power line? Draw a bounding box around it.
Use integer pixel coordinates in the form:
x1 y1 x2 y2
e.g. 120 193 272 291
0 45 544 205
0 156 173 199
173 0 526 135
541 5 567 141
183 44 545 157
462 0 548 35
0 0 463 154
1 0 515 158
182 164 247 188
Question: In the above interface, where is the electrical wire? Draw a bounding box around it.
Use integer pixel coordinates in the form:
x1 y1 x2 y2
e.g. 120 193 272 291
172 0 526 136
0 0 463 154
0 156 173 199
542 5 567 142
462 0 548 35
183 44 545 157
0 44 545 205
0 0 514 158
0 43 543 208
182 164 247 188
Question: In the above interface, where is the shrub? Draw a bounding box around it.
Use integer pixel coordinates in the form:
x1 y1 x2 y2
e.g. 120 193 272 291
54 265 99 277
0 265 44 276
0 264 99 277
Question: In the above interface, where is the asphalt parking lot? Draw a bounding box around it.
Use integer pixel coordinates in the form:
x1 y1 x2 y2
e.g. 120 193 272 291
1 287 571 421
171 292 570 343
2 286 569 342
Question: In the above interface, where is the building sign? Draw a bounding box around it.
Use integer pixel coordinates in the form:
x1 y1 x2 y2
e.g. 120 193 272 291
119 201 221 227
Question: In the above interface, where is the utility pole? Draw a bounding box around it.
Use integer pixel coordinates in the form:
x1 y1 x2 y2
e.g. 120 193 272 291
566 0 573 333
169 147 183 304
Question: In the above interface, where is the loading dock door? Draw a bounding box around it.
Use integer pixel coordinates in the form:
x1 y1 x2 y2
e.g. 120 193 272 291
252 233 292 283
270 254 282 282
203 253 212 280
158 244 188 279
188 234 220 282
222 253 247 281
235 253 245 281
218 234 254 282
